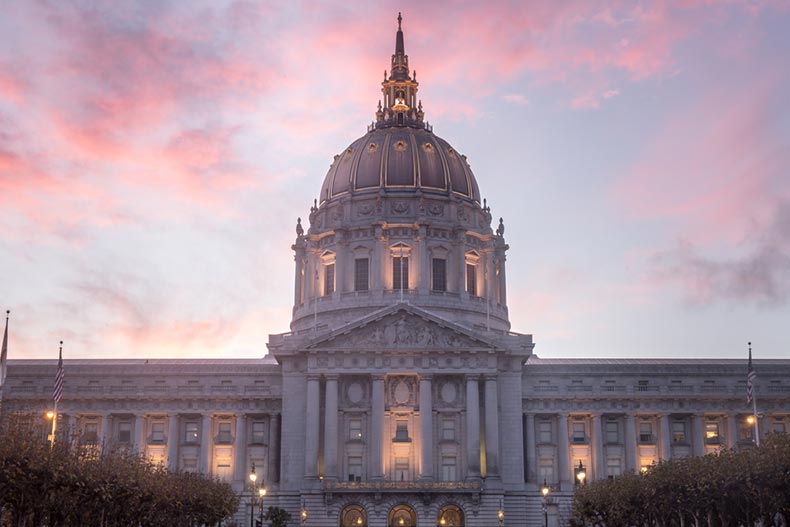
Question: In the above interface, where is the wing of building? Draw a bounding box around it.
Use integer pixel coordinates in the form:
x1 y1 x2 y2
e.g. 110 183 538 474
2 14 789 527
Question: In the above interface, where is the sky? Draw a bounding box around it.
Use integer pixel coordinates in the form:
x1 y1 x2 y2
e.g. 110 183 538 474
1 1 789 360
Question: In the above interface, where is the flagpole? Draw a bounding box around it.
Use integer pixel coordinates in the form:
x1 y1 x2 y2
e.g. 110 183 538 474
747 341 760 447
51 340 64 448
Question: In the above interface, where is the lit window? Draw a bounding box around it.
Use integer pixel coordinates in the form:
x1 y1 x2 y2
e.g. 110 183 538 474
185 422 199 444
217 422 232 444
395 456 409 481
251 421 266 443
705 422 720 443
118 422 132 443
354 258 369 291
432 258 447 292
672 421 686 443
393 257 409 290
324 264 335 296
216 463 232 481
606 458 622 479
466 263 477 296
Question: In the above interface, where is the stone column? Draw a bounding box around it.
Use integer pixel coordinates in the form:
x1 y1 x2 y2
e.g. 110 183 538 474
659 414 671 461
418 225 429 293
304 375 321 478
420 375 434 479
692 414 705 457
466 375 481 478
525 413 536 484
324 375 339 480
372 226 384 291
134 414 146 453
67 415 77 444
496 251 507 307
100 414 110 445
557 414 570 490
268 414 281 484
201 414 212 474
624 414 637 472
234 414 247 482
484 375 500 477
168 414 179 471
336 240 347 294
294 241 305 306
592 414 604 480
726 414 738 449
370 375 385 479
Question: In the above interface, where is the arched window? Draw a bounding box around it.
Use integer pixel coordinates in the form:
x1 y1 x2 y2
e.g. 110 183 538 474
388 504 417 527
340 505 367 527
437 505 464 527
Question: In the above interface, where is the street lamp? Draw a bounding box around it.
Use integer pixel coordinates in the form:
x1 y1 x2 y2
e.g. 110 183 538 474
575 460 586 486
301 501 308 527
497 499 504 527
541 479 550 527
45 411 56 447
249 463 258 527
258 485 266 527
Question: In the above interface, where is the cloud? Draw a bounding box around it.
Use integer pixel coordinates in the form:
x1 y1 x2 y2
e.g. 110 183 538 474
502 94 529 105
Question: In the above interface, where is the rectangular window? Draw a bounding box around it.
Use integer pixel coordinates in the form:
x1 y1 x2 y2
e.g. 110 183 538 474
118 422 132 443
394 420 410 442
538 420 553 443
432 258 447 292
349 418 363 440
639 422 654 443
395 456 409 481
705 422 720 443
442 418 455 441
324 264 335 296
182 458 197 472
738 421 754 442
354 258 369 291
605 420 619 444
466 263 477 295
151 422 165 443
84 422 98 444
393 257 409 290
348 456 363 482
251 421 266 443
672 421 687 443
441 456 457 481
185 422 199 444
538 458 555 484
217 422 232 444
772 421 786 434
607 458 622 479
216 463 232 481
572 422 586 443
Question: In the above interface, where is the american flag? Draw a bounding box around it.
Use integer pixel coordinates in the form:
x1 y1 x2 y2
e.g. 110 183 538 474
746 342 756 404
53 341 64 403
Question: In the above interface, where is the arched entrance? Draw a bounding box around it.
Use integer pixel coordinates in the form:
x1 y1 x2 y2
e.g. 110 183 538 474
437 505 464 527
340 505 368 527
388 504 417 527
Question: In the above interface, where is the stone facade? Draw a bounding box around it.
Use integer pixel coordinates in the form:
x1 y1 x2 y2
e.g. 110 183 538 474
2 15 789 527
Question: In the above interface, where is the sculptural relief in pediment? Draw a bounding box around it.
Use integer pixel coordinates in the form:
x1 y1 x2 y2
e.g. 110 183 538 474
317 313 487 350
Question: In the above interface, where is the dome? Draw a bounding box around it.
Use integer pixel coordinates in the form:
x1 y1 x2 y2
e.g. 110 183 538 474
319 127 481 205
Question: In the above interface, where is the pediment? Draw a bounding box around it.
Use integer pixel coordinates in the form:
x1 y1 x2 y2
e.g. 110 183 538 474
307 305 495 351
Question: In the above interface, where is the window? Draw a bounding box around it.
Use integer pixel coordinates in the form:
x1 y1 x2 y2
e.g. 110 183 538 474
185 422 199 444
217 422 232 444
182 458 197 472
466 263 476 295
394 420 410 442
738 420 754 442
393 256 409 290
151 422 165 443
538 458 555 484
607 458 622 479
605 420 619 444
83 422 98 444
672 421 687 443
441 456 457 481
538 420 553 443
705 422 720 444
251 421 266 443
354 258 369 291
639 422 654 443
216 463 232 481
395 456 409 481
442 418 455 441
324 264 335 296
772 421 786 434
572 421 586 443
118 422 132 443
348 456 363 482
349 419 363 440
432 258 447 292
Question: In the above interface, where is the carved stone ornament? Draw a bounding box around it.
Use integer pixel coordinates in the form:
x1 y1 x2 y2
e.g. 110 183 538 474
387 375 417 407
457 207 469 223
390 201 410 214
426 203 444 217
357 203 375 217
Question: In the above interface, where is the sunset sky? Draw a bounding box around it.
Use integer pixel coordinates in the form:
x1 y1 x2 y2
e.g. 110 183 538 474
1 1 789 360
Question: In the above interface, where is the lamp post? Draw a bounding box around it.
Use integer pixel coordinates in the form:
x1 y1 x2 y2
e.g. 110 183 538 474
301 498 307 527
258 486 266 527
249 463 258 527
541 479 550 527
497 498 504 527
575 460 586 487
45 411 56 447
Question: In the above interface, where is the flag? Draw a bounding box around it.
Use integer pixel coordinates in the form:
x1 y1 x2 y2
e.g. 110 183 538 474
53 341 64 403
0 310 8 386
746 342 756 404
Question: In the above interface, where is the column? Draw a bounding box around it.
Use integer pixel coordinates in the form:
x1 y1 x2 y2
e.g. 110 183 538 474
420 375 434 479
624 414 637 472
100 414 110 445
525 413 536 484
466 376 481 478
336 242 347 294
67 415 77 444
592 414 604 480
168 414 179 471
200 413 212 473
659 414 671 461
557 414 570 490
484 375 499 477
370 375 385 479
726 414 738 449
692 414 705 457
134 414 146 453
234 414 247 482
268 414 281 484
304 375 321 478
497 252 507 307
418 225 429 293
324 375 339 480
294 243 305 306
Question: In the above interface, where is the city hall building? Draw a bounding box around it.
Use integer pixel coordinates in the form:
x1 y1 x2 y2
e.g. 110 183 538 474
2 16 789 527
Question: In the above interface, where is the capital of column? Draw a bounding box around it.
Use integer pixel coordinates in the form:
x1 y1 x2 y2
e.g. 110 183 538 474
464 374 480 383
307 373 322 382
420 374 433 382
371 373 385 382
483 373 498 382
325 373 339 381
